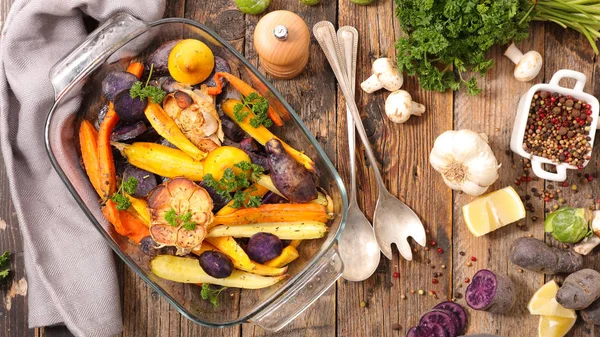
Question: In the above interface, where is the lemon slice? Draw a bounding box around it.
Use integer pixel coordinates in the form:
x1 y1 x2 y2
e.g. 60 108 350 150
528 281 576 318
538 315 576 337
462 186 526 237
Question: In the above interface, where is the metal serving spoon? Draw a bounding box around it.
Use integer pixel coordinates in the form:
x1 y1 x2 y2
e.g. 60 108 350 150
336 26 381 281
313 21 427 261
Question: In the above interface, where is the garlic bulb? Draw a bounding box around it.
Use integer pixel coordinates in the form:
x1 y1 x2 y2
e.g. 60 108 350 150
429 129 500 196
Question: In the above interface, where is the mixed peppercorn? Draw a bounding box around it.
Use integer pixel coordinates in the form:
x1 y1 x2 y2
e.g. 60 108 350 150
523 91 593 168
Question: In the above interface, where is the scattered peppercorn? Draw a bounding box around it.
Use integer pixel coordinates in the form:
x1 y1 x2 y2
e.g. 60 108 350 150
410 289 415 294
441 265 446 269
430 240 437 246
418 289 425 295
393 272 399 278
517 268 523 273
437 248 444 254
401 294 406 300
459 251 465 256
470 256 477 262
466 261 473 267
360 301 367 308
464 277 471 283
392 323 402 331
432 279 439 284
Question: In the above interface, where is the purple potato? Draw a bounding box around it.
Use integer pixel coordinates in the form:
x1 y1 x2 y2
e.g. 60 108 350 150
246 232 283 263
160 76 191 93
134 126 161 143
510 237 582 274
465 269 515 314
281 240 291 248
199 251 234 279
419 310 456 337
433 301 468 334
95 104 110 130
113 89 147 122
262 191 286 204
110 121 147 142
122 165 157 198
265 139 317 203
221 115 245 142
139 236 160 257
145 40 181 77
198 181 229 212
201 56 231 88
239 138 270 171
581 298 600 325
113 148 128 176
556 269 600 310
240 137 260 152
406 324 448 337
102 71 138 101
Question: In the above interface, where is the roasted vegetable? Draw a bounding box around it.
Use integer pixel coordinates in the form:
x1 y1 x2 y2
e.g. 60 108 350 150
208 221 328 240
207 72 284 126
264 245 300 268
140 236 161 257
113 90 147 122
168 39 215 85
262 191 285 204
79 120 103 196
162 88 224 153
102 200 150 243
210 203 329 227
581 299 600 325
112 142 205 181
545 207 592 243
433 301 468 334
144 102 206 161
556 269 600 310
221 115 246 143
98 103 119 200
122 165 157 198
150 255 285 289
221 99 315 172
126 194 151 225
465 269 515 314
199 251 234 279
217 184 270 216
198 181 230 213
202 56 231 88
419 310 458 337
110 121 147 142
147 178 214 250
203 146 251 180
266 139 318 203
126 62 145 79
509 237 583 274
204 236 255 271
102 71 138 101
246 232 283 263
145 40 181 77
239 137 269 171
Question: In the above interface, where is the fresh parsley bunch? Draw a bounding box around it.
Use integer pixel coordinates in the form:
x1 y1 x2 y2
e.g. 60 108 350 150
233 93 272 128
395 0 532 95
201 283 227 307
110 177 138 210
203 161 265 208
0 251 10 280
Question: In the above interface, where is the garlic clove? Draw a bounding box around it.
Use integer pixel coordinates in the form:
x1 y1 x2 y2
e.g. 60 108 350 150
450 130 484 162
460 180 490 196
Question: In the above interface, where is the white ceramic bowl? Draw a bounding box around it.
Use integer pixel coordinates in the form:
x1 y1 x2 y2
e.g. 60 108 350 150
510 69 600 182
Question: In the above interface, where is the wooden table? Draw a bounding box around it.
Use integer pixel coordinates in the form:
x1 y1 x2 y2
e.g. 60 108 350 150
2 1 600 336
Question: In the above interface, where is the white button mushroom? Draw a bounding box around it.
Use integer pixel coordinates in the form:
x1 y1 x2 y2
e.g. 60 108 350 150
360 58 403 93
574 210 600 255
384 90 425 124
503 43 543 82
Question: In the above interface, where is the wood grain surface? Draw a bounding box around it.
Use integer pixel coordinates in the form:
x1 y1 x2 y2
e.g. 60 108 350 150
1 1 600 337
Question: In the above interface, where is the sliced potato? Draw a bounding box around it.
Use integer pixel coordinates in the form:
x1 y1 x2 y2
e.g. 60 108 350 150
150 255 286 289
207 221 328 240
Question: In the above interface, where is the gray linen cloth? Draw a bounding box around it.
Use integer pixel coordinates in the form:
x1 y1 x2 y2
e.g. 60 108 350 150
0 1 165 336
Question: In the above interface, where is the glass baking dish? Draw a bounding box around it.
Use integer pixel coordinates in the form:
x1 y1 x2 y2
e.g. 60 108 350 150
44 13 347 331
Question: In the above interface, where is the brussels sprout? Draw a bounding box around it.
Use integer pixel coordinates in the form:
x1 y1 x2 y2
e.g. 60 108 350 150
235 0 271 14
544 207 592 243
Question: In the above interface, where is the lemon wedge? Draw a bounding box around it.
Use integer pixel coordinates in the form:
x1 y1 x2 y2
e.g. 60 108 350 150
528 280 576 318
462 186 526 237
538 315 576 337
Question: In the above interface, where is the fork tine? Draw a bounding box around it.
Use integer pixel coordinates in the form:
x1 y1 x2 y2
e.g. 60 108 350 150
396 238 414 261
410 224 427 247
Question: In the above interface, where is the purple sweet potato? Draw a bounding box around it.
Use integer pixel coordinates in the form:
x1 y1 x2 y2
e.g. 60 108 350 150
406 324 447 337
465 269 515 314
433 301 467 334
581 298 600 325
510 237 583 274
265 139 317 203
556 269 600 310
419 310 456 337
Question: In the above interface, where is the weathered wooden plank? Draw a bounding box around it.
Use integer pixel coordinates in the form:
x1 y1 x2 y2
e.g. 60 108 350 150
452 23 546 336
542 22 599 337
240 1 337 337
335 1 453 336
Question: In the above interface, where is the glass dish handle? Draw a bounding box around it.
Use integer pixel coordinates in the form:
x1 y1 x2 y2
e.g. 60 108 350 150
49 13 147 100
249 246 343 331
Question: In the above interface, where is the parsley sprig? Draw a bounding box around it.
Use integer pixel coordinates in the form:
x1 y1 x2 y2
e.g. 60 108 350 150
201 283 227 307
203 161 264 209
110 177 138 210
0 251 10 281
129 64 167 103
233 93 272 128
164 209 198 231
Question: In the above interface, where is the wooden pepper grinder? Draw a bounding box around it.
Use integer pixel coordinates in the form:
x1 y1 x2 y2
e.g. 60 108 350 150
254 10 310 79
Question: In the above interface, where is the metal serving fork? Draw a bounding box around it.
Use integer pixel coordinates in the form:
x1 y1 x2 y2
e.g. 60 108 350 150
313 21 427 261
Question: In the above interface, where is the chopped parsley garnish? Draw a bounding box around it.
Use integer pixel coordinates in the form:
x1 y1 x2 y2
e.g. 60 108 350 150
164 208 197 231
110 177 138 210
202 161 264 209
129 64 167 103
0 251 10 281
201 283 227 307
233 92 272 128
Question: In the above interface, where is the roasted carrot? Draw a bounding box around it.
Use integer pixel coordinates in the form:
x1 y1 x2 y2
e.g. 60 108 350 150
206 72 284 126
98 103 119 200
102 200 131 237
126 62 145 79
119 210 150 243
211 203 329 227
221 99 316 172
78 120 103 197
